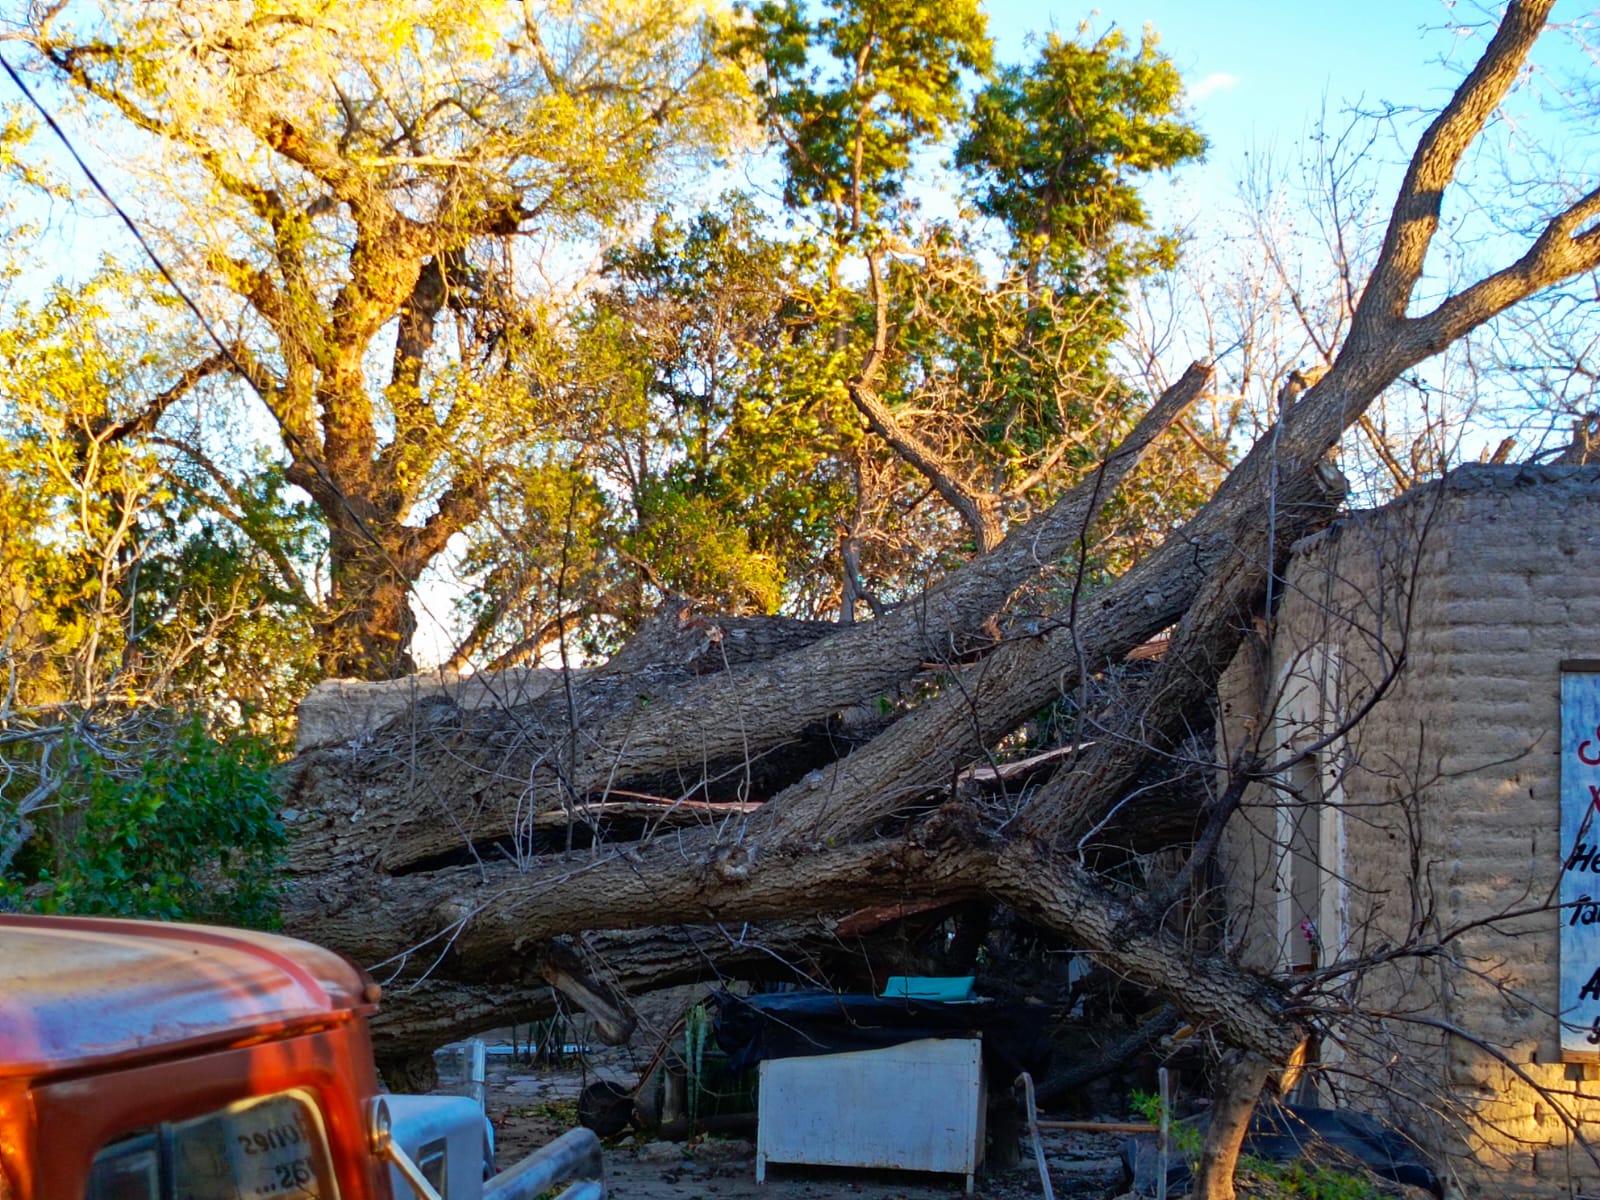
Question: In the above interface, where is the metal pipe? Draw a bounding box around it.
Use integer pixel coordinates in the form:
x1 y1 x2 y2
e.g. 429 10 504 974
1014 1073 1055 1200
484 1128 603 1200
381 1139 445 1200
1157 1066 1170 1200
555 1182 604 1200
468 1038 488 1112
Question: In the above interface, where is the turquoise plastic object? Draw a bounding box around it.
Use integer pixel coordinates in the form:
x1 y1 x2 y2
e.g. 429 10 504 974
880 975 977 1002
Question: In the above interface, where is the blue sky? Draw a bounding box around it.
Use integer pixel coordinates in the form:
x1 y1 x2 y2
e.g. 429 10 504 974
985 0 1470 115
986 1 1466 161
980 1 1593 226
15 3 1590 296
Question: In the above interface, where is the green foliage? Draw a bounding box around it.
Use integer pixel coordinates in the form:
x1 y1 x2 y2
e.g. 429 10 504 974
15 0 758 678
466 198 862 632
7 0 1221 667
1 715 285 927
1128 1088 1202 1156
913 23 1209 513
555 7 1214 629
453 455 623 665
0 271 320 735
957 26 1205 278
135 464 322 739
1128 1087 1161 1123
0 274 301 925
730 0 992 225
594 203 858 613
1238 1157 1385 1200
628 487 788 615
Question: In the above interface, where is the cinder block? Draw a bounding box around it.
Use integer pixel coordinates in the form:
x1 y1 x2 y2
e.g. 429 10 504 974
1438 572 1534 601
1447 1047 1504 1089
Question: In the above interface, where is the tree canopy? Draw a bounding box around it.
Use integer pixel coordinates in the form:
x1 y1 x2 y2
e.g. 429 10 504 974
5 4 1600 1193
12 0 751 678
0 0 1227 678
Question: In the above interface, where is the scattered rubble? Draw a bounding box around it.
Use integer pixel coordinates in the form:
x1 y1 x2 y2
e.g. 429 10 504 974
637 1141 688 1167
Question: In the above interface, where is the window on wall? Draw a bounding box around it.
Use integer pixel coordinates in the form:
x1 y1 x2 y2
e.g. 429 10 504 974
1273 650 1347 974
1279 755 1327 971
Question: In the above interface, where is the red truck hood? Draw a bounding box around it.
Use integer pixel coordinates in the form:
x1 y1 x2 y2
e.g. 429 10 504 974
0 914 376 1080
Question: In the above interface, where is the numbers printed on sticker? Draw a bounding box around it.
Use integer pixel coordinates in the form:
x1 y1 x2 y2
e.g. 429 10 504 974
237 1116 307 1156
274 1158 315 1189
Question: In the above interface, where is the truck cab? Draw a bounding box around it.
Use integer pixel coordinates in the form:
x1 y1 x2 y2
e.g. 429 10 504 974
0 914 602 1200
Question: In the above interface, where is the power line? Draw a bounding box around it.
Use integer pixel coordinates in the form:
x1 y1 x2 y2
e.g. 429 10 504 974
0 52 246 395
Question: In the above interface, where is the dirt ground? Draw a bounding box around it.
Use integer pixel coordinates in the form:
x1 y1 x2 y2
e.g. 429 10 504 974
458 1045 1136 1200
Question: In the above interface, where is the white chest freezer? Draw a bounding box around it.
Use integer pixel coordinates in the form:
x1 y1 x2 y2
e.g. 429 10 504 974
754 1036 986 1192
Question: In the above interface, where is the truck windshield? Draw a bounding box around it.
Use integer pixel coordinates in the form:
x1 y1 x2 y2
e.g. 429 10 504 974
86 1091 338 1200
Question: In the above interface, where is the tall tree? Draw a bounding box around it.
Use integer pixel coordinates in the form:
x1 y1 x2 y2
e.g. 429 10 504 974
729 2 1212 613
16 0 752 678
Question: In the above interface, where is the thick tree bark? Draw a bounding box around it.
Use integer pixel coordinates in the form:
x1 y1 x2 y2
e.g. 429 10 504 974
365 922 829 1067
289 808 1304 1065
282 363 1210 875
317 532 422 680
1191 1052 1272 1200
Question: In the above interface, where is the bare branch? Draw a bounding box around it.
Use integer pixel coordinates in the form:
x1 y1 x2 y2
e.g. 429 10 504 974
1352 0 1555 336
95 350 232 445
849 247 1004 551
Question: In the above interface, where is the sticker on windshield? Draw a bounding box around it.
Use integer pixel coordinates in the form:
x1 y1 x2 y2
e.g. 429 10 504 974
170 1093 333 1200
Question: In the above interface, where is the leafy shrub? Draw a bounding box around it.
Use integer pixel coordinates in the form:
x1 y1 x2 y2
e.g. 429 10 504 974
0 714 285 927
1128 1088 1202 1154
1238 1157 1384 1200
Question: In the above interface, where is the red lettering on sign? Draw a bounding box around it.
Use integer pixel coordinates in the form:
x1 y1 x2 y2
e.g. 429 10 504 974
1580 727 1600 766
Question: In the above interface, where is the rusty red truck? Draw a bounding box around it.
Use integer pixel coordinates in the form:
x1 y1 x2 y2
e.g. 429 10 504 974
0 914 603 1200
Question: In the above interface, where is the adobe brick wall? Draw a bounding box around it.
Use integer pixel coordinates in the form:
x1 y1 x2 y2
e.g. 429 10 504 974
1219 464 1600 1198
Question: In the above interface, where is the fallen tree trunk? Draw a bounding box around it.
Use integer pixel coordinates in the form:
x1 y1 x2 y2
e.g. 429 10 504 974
272 370 1404 1079
1035 1006 1182 1106
366 899 979 1074
291 807 1305 1064
278 2 1598 1139
365 921 832 1071
282 363 1211 877
283 411 1345 933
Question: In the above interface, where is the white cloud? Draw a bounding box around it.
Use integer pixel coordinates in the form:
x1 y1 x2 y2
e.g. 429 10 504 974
1188 72 1241 102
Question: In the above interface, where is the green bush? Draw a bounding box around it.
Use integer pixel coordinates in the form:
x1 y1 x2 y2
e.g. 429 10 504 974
1238 1157 1384 1200
1127 1091 1382 1199
1 715 285 927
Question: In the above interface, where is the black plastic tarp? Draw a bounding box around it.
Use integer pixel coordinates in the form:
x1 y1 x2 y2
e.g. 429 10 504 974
709 990 1048 1079
1122 1101 1441 1196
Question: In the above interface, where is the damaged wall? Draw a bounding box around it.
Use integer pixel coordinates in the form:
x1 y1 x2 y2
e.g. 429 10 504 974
1219 464 1600 1197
